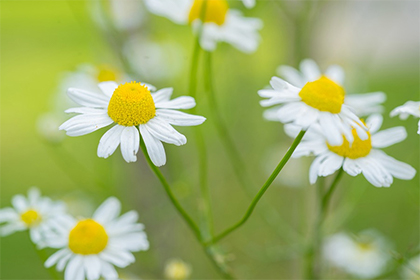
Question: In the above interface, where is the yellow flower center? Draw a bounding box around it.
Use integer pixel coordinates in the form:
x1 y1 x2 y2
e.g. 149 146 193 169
107 82 156 126
68 219 108 255
97 65 119 82
299 76 345 113
188 0 229 26
357 242 373 251
327 128 372 159
20 209 42 227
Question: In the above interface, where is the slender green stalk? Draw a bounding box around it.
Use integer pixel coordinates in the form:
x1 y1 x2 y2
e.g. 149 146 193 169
140 143 234 279
205 130 306 245
139 142 202 242
305 168 344 279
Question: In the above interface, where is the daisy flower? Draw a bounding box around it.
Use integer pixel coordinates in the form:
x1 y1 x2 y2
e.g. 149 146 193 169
285 114 416 187
258 66 368 146
276 59 387 117
323 230 391 279
59 81 206 166
390 100 420 134
143 0 263 53
0 187 66 248
44 197 149 280
164 258 192 280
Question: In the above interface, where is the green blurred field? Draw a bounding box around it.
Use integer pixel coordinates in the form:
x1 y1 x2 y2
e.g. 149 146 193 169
1 0 419 279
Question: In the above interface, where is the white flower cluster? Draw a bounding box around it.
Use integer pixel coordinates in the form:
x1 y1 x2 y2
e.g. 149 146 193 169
0 188 149 280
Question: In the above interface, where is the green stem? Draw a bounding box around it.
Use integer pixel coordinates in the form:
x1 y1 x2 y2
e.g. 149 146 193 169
205 130 306 245
139 142 202 242
305 168 344 279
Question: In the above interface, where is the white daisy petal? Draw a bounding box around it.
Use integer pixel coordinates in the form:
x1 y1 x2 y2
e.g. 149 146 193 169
97 125 124 159
309 154 329 184
67 88 109 108
59 114 113 137
372 150 416 180
11 195 28 213
0 207 19 223
100 259 119 280
145 118 186 146
319 114 343 146
65 107 107 115
371 127 407 148
27 187 41 206
65 255 85 280
152 87 173 103
143 0 191 24
93 197 121 225
343 158 362 177
317 152 343 177
325 65 345 85
300 59 321 82
84 255 101 280
98 81 118 98
0 223 26 236
359 156 393 187
366 114 383 134
57 252 73 272
100 249 134 268
155 96 196 109
139 124 166 166
276 65 305 88
120 126 140 163
156 109 206 126
45 248 69 268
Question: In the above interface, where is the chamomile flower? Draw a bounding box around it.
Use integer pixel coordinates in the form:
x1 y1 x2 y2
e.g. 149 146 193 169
259 70 368 146
390 100 420 134
276 59 387 116
59 81 205 166
143 0 263 53
0 187 65 248
44 197 149 280
401 254 420 279
285 114 416 187
164 259 192 280
323 230 392 279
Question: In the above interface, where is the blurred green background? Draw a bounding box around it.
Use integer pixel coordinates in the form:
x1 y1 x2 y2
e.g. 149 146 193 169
1 0 419 279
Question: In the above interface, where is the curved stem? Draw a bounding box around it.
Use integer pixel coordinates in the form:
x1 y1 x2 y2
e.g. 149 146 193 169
205 130 306 245
305 168 344 279
140 142 202 242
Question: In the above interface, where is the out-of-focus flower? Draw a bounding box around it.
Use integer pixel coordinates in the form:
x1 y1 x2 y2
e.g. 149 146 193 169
124 37 185 82
164 259 192 280
276 59 386 117
144 0 263 53
0 187 66 248
241 0 255 9
59 81 206 166
401 254 420 279
44 197 149 280
391 101 420 135
323 230 392 279
37 112 66 143
258 63 368 146
108 0 147 31
285 114 416 187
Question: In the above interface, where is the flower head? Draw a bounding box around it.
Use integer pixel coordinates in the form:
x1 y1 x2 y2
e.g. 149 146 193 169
323 230 392 278
59 81 205 166
44 197 149 280
164 258 192 280
390 100 420 134
401 254 420 279
0 187 66 248
144 0 263 53
259 66 369 146
286 114 416 187
276 59 387 117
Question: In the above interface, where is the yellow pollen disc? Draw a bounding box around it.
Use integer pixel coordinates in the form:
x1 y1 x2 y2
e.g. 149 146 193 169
299 76 345 113
97 65 119 82
188 0 229 26
357 242 373 251
20 209 42 227
68 219 108 255
327 128 372 159
107 82 156 126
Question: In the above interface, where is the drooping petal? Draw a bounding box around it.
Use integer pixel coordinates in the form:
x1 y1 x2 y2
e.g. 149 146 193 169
97 125 124 159
371 150 416 180
120 126 140 163
144 118 186 146
156 109 206 126
84 255 101 280
64 255 85 280
139 124 167 166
